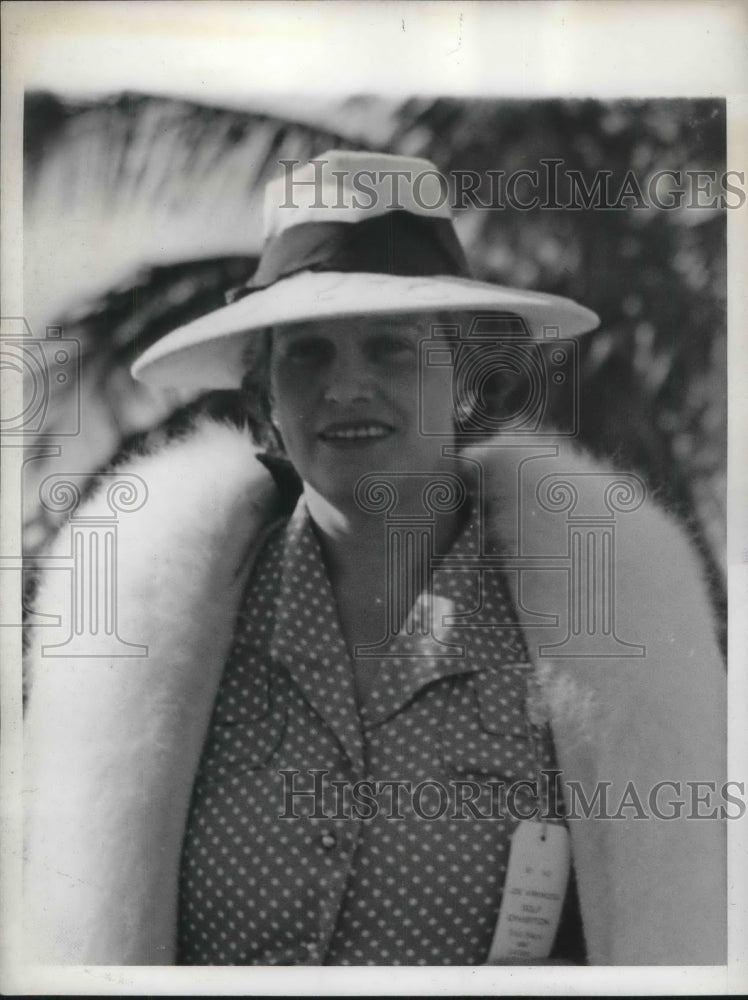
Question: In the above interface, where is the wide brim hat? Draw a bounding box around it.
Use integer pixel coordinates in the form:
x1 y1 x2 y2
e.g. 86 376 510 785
132 150 599 392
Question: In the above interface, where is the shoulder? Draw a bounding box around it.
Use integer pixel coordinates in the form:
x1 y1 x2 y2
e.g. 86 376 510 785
466 434 716 614
464 433 724 736
25 419 283 681
45 418 279 566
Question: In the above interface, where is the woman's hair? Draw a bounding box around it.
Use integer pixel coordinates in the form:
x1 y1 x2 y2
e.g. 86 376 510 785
240 328 282 452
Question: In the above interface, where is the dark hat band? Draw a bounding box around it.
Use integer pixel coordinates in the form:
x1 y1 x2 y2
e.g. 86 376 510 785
226 210 472 304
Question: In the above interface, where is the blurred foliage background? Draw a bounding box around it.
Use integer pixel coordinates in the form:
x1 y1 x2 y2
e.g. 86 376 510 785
21 92 727 646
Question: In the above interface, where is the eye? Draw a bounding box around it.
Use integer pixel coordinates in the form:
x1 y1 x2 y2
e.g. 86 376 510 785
280 335 334 368
365 333 417 365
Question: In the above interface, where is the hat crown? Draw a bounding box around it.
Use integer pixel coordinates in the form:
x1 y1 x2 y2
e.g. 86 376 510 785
263 149 451 240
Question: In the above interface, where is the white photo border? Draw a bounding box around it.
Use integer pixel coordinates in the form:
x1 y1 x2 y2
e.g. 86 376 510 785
2 1 746 995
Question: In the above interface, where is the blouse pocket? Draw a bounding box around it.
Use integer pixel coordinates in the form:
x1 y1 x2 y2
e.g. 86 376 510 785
203 657 287 776
440 666 537 784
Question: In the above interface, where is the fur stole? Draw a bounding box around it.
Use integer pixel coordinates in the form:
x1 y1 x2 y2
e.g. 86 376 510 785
23 420 726 964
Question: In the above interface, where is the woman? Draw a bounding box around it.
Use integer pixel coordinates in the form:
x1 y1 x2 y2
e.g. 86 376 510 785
23 151 726 966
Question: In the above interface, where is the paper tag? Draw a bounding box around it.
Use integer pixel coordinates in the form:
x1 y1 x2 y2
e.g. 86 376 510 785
487 820 571 963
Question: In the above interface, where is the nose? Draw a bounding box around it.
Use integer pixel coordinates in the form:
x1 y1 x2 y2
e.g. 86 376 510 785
321 344 375 405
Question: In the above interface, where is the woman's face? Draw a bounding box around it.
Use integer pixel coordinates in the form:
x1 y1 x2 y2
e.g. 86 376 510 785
269 314 457 506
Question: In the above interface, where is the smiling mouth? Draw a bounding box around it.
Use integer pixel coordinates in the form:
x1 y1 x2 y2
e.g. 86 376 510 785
319 423 395 442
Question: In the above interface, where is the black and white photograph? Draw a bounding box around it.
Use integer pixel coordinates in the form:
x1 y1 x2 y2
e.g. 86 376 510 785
1 2 746 995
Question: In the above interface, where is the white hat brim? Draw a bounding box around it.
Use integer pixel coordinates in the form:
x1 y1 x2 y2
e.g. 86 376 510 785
131 270 600 391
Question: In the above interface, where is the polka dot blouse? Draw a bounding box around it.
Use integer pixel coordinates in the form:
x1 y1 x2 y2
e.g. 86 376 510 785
177 495 570 965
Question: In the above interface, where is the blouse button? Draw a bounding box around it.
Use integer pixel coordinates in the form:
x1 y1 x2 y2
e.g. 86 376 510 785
319 830 337 850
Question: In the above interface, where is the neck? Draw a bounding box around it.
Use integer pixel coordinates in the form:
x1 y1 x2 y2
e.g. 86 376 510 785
303 474 468 586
